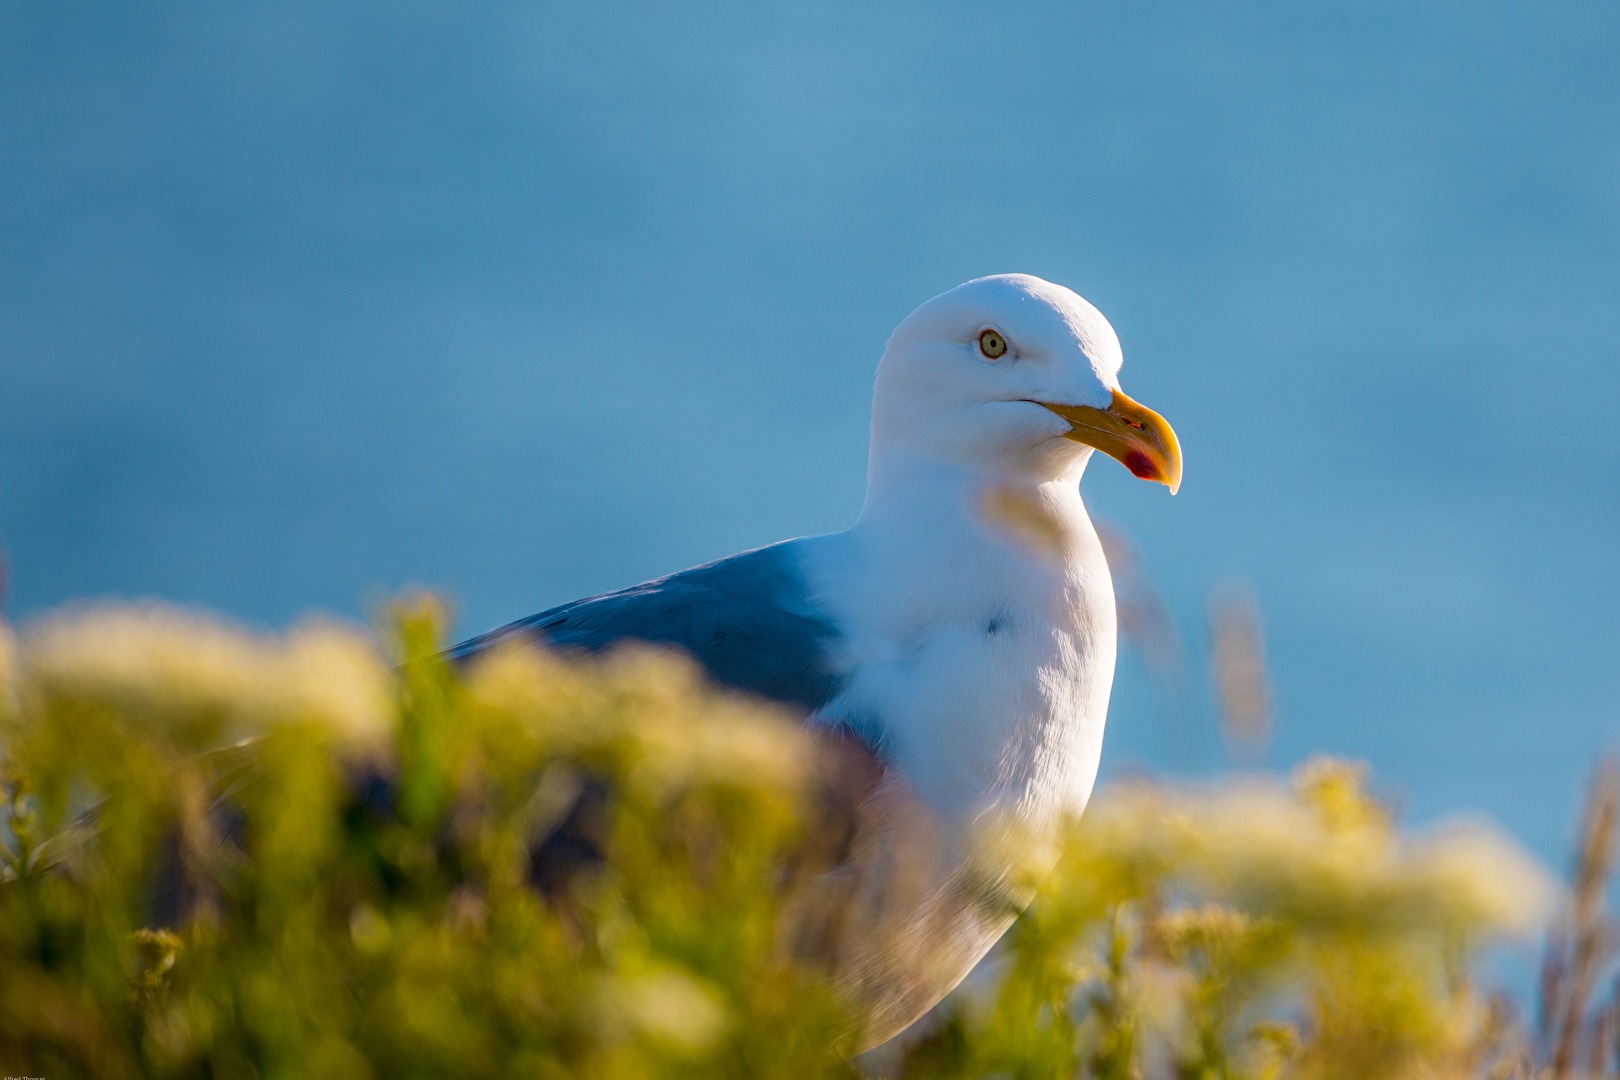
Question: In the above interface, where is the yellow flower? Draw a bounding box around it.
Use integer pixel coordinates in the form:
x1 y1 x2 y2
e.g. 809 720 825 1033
1407 820 1554 934
18 604 389 750
279 620 392 748
597 970 730 1054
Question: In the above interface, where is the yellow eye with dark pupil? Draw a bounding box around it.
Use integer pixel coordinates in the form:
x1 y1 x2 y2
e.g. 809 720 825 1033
978 329 1008 359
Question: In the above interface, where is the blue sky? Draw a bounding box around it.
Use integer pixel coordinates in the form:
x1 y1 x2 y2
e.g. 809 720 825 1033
2 0 1617 867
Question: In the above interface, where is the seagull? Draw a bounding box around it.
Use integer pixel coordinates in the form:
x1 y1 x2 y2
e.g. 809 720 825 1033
452 273 1182 1049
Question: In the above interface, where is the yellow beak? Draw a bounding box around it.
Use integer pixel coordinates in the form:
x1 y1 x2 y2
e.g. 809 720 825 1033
1041 388 1183 494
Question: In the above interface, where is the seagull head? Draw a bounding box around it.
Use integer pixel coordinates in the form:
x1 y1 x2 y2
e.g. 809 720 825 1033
871 273 1182 493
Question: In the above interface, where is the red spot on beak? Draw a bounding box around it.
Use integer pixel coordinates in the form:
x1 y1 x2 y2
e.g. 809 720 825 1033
1124 449 1159 480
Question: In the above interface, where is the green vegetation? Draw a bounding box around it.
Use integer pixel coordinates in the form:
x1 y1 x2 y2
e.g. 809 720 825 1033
0 599 1614 1078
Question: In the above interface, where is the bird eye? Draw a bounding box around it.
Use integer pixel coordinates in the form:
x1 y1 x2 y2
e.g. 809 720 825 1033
978 329 1008 360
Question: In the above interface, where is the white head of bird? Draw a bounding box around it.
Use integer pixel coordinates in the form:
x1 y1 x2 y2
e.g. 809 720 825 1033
867 273 1181 493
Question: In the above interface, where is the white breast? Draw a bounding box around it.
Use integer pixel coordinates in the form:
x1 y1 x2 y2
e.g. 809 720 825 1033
811 475 1116 832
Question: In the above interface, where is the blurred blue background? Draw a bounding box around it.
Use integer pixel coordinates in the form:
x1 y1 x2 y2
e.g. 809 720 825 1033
2 1 1616 867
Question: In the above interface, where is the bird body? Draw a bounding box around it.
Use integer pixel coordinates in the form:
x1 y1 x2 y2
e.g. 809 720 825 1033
454 273 1181 1048
809 455 1115 836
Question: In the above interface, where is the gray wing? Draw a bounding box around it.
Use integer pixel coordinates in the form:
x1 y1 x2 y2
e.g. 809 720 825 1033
453 543 887 938
449 539 845 715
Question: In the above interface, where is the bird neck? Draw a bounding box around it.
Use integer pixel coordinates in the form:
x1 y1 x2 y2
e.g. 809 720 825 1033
856 446 1093 547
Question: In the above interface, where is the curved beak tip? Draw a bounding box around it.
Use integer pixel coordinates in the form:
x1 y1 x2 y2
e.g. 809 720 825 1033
1161 443 1184 496
1127 449 1182 495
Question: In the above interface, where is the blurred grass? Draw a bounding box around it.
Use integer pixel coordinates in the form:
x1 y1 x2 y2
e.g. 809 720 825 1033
0 598 1614 1079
